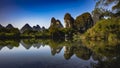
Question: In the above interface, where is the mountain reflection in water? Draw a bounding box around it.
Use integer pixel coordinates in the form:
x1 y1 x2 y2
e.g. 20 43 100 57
0 39 120 68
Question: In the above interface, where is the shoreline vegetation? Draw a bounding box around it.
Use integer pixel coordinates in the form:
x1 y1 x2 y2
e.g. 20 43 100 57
0 0 120 43
0 14 120 42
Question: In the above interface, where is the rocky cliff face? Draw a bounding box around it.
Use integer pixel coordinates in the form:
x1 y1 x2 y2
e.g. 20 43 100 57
75 12 93 32
56 20 63 28
64 13 74 28
49 17 63 29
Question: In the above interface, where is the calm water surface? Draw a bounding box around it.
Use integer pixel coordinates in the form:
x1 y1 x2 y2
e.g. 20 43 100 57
0 39 120 68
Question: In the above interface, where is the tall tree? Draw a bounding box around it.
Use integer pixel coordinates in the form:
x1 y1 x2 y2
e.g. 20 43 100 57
95 0 120 13
92 0 120 23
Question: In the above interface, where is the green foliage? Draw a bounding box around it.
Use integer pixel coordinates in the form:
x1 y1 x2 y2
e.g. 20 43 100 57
74 12 93 32
21 29 50 38
95 0 120 11
21 30 37 38
49 27 65 40
0 40 19 46
61 28 74 34
81 17 120 41
0 28 20 38
108 33 117 42
92 0 120 24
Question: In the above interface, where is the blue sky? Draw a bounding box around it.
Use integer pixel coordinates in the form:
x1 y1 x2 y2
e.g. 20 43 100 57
0 0 95 29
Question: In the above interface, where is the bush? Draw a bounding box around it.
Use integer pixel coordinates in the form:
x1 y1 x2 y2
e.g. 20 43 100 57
80 17 120 41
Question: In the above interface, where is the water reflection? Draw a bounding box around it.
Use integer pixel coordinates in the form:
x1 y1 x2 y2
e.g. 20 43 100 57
0 39 120 68
82 40 120 68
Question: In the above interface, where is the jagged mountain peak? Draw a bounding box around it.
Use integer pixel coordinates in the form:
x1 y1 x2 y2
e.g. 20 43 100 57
6 24 14 29
20 23 32 33
33 25 41 31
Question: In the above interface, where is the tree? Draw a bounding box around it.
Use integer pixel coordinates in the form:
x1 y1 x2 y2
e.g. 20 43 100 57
92 0 120 23
95 0 120 13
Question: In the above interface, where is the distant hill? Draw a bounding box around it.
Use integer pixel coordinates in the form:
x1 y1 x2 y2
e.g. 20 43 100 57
6 24 14 29
20 24 33 33
0 24 4 28
20 24 45 33
33 25 41 31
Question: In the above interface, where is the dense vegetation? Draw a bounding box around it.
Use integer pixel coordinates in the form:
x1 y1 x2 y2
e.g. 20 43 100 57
0 0 120 42
74 0 120 42
0 27 20 39
79 17 120 41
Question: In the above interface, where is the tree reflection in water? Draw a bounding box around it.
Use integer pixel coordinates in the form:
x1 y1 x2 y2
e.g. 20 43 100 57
0 39 120 68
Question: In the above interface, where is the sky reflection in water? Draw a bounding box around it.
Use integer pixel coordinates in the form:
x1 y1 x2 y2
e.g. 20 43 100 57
0 40 98 68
